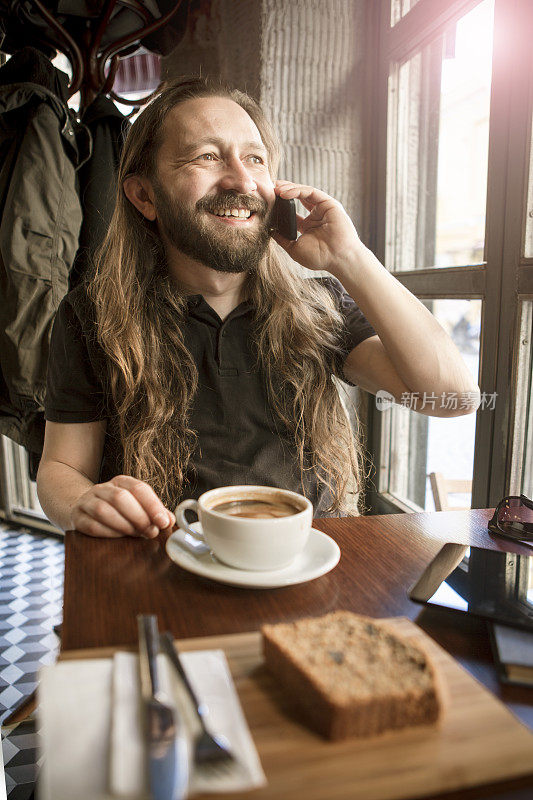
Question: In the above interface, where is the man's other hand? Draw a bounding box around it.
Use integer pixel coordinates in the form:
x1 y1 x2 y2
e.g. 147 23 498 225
70 475 176 539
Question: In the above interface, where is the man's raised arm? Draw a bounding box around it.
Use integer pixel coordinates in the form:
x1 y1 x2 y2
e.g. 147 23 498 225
272 180 480 418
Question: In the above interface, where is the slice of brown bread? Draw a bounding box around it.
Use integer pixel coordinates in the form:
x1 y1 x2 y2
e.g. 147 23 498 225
262 611 443 740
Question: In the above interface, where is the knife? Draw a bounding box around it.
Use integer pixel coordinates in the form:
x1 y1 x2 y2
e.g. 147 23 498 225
138 615 189 800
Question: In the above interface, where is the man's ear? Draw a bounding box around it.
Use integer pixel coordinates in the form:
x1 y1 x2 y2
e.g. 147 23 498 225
123 175 157 221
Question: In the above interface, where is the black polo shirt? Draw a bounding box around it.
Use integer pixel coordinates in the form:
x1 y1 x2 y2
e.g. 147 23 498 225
45 277 376 515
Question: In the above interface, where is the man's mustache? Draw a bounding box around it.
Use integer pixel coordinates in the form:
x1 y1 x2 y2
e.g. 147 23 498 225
197 192 268 217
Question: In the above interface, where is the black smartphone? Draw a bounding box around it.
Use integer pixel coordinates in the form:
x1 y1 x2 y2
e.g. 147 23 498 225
408 543 533 633
271 196 297 240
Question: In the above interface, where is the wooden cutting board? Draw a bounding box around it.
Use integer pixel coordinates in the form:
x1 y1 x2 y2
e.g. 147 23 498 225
175 617 533 800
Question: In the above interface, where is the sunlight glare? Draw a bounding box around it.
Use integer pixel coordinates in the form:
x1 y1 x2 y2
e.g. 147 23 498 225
441 0 495 95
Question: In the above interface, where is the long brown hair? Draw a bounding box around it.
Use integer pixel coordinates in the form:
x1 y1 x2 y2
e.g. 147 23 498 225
87 77 365 512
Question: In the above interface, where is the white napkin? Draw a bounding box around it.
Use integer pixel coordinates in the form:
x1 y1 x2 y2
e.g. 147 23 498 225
38 650 266 800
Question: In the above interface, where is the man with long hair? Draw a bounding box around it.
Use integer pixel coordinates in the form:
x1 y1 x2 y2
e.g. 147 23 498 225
36 78 479 539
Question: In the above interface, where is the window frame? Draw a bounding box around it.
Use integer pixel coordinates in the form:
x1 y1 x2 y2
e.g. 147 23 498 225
0 436 61 535
365 0 533 514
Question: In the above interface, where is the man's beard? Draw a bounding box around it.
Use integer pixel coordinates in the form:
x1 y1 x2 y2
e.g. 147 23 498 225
153 184 271 274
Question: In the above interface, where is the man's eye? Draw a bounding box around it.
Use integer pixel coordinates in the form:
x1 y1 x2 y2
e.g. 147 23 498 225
197 153 216 162
246 155 265 165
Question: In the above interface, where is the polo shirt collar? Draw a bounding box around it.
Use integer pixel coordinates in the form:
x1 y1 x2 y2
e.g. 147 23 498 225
186 294 203 309
185 293 253 321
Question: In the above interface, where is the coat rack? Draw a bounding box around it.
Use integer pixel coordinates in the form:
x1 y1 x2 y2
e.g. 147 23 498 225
9 0 187 109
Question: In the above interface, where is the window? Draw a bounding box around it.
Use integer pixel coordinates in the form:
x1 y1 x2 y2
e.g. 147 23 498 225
380 299 481 510
0 437 58 533
510 303 533 499
368 0 533 513
390 0 421 27
386 2 493 271
525 108 533 259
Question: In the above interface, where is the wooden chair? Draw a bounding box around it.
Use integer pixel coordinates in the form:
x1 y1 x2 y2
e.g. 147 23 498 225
428 472 472 511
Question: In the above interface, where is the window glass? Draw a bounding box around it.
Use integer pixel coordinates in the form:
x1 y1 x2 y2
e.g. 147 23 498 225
386 1 494 270
510 302 533 497
379 299 481 509
525 111 533 258
390 0 421 27
52 51 158 121
0 437 45 517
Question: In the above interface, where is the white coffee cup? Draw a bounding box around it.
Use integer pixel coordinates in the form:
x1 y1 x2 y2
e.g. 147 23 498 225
174 485 313 571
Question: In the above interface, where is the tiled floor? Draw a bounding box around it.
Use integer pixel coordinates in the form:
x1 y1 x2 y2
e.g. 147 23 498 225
0 526 64 800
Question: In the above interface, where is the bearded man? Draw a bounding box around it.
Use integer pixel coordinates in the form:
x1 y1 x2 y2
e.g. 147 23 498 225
36 78 480 539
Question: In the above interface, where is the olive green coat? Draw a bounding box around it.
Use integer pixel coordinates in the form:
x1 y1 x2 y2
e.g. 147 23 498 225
0 79 90 455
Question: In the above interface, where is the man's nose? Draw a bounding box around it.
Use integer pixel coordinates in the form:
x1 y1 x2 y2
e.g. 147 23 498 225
218 156 257 194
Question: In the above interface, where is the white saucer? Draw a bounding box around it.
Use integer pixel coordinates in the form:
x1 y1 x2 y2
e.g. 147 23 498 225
166 522 340 588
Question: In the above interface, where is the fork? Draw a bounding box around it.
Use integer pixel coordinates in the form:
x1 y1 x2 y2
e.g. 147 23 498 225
160 631 235 765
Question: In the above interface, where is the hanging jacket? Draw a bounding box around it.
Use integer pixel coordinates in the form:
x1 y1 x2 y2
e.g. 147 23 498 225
0 47 91 459
70 94 130 289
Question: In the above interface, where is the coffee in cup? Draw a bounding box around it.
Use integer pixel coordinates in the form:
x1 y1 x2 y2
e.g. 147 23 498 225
174 485 312 571
210 497 302 519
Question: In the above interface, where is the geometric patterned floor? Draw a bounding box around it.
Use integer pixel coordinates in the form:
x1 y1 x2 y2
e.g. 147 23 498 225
0 526 64 800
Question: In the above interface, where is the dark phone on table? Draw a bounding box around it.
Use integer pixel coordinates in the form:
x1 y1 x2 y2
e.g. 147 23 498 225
408 542 533 633
271 196 297 241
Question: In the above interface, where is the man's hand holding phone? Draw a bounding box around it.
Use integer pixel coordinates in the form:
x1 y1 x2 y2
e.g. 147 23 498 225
271 180 366 280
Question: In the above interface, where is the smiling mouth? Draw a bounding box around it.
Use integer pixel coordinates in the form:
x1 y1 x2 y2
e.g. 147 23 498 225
209 207 254 219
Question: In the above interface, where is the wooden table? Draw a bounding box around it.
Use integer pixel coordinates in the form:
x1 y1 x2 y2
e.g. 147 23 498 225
61 509 533 800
